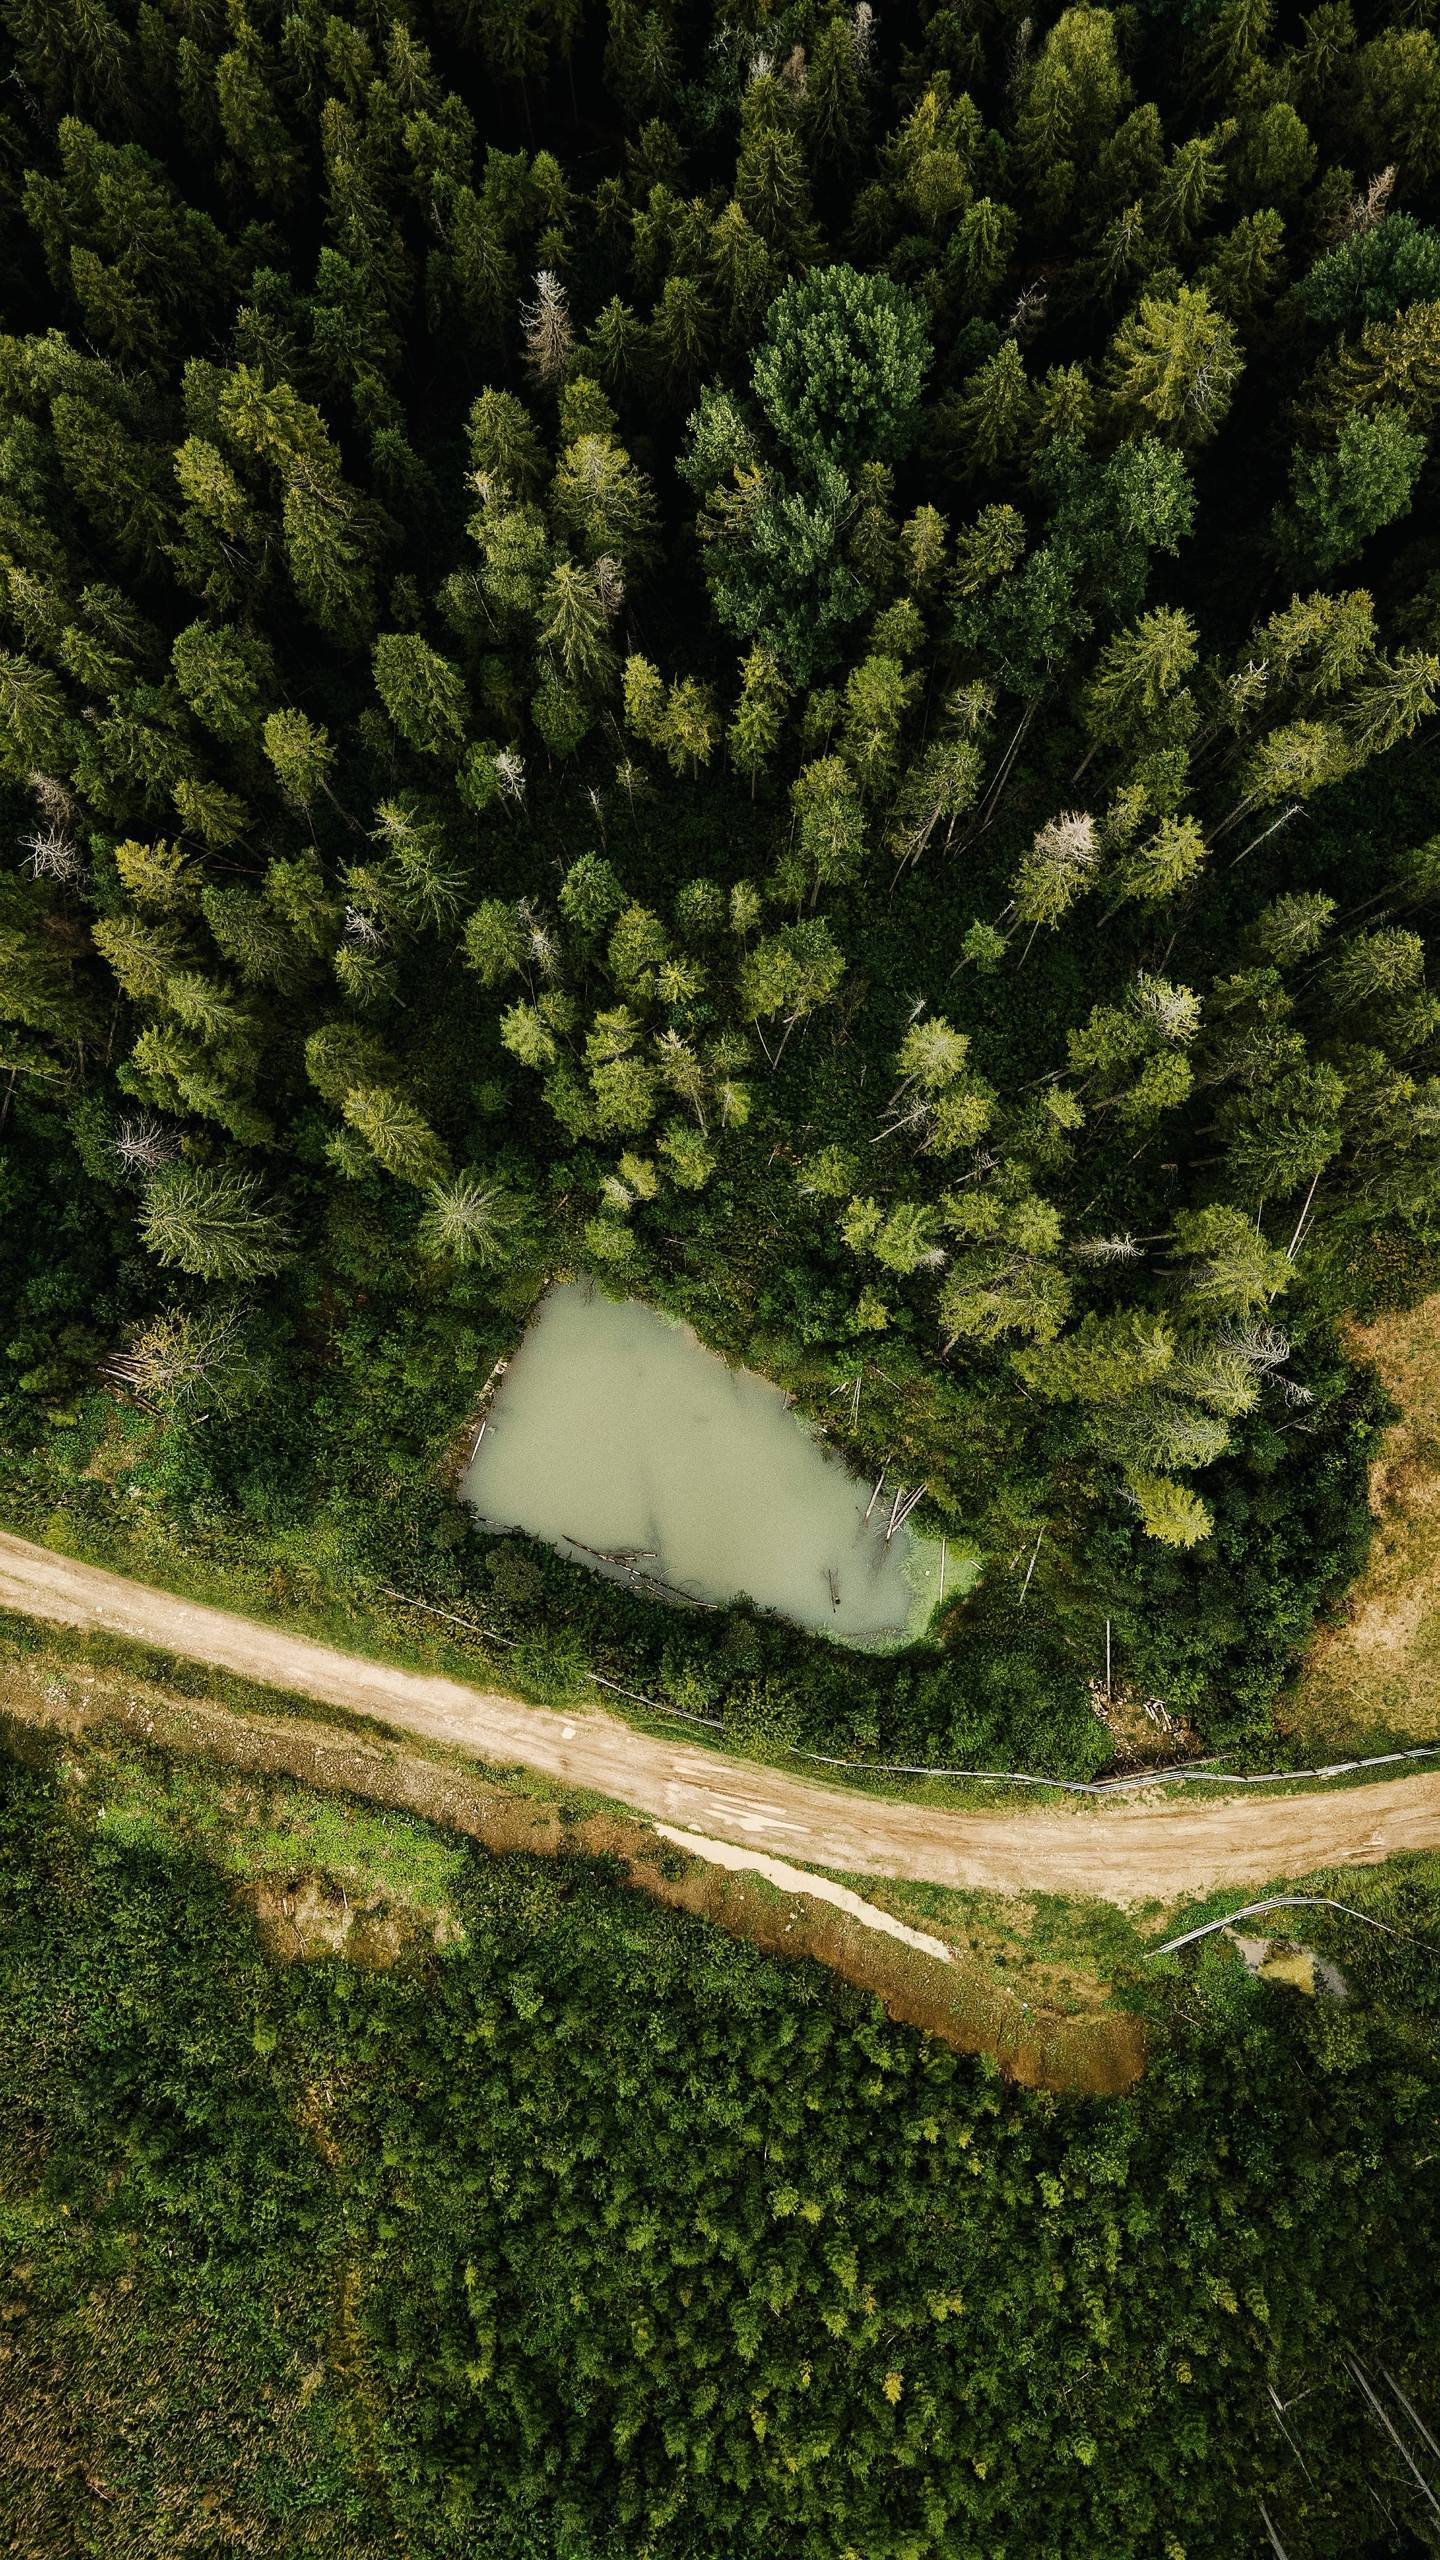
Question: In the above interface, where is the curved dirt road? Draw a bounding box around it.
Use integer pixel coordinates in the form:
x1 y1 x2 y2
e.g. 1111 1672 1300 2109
3 1530 1439 1906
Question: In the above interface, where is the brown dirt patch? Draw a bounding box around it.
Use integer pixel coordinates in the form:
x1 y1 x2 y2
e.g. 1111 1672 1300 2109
250 1874 463 1967
1291 1294 1440 1746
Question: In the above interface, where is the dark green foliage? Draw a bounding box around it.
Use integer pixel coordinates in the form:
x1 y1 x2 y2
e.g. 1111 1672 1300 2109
1299 213 1440 332
1280 409 1428 571
3 1736 1440 2558
752 264 931 473
1 0 1440 1777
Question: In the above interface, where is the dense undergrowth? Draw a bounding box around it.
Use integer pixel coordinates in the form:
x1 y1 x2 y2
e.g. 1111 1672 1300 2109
3 1728 1440 2559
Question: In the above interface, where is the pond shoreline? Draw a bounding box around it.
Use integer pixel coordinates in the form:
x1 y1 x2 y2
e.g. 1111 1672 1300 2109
461 1280 971 1648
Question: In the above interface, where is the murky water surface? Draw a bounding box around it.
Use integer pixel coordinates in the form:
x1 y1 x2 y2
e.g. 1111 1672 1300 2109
463 1283 971 1646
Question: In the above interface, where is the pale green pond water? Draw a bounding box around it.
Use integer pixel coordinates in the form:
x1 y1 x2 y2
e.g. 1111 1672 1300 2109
462 1281 973 1647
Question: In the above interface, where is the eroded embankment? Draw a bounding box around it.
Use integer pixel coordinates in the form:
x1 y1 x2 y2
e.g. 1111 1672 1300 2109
0 1655 1144 2098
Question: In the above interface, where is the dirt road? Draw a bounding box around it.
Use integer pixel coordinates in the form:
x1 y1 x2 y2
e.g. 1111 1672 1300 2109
4 1530 1439 1906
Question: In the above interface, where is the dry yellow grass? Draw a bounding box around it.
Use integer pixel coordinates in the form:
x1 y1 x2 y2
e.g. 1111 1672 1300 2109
1289 1293 1440 1747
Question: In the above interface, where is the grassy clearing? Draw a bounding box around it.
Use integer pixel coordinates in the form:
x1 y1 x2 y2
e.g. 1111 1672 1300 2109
816 1871 1162 2008
1288 1292 1440 1753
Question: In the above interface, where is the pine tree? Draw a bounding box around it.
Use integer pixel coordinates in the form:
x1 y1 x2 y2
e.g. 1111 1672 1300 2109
263 708 335 807
280 478 378 644
607 903 669 995
707 204 775 352
0 652 80 778
1125 1470 1214 1547
803 16 867 167
1013 811 1101 930
1016 4 1133 222
50 394 173 568
370 799 466 930
581 297 644 396
140 1161 290 1279
1114 814 1207 903
372 632 469 758
550 432 659 574
90 908 184 1002
1083 609 1199 753
735 91 819 261
1170 1206 1292 1316
950 506 1026 598
0 875 95 1065
776 758 867 908
461 900 527 988
467 388 546 499
945 342 1031 477
170 620 275 742
951 198 1018 306
659 675 719 776
839 656 915 799
1253 892 1335 967
1105 286 1242 444
885 730 986 870
727 646 789 792
1343 650 1440 763
417 1173 520 1267
521 270 573 387
1221 1058 1347 1198
536 561 617 695
342 1084 451 1188
214 24 301 208
737 919 846 1061
648 275 715 401
899 505 947 595
1306 299 1440 440
162 969 253 1051
200 887 303 996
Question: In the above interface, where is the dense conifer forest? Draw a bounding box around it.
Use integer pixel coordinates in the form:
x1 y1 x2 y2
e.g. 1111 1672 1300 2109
6 0 1440 1767
4 0 1440 1758
4 1726 1440 2558
5 6 1440 2552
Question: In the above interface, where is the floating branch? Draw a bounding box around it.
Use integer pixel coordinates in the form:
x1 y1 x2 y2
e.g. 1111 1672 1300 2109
629 1568 720 1612
564 1533 659 1570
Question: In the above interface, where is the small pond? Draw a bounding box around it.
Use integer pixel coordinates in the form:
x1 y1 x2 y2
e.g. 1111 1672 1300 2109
462 1282 974 1647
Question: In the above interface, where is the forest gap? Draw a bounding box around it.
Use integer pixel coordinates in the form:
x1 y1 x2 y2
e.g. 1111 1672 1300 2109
463 1282 966 1645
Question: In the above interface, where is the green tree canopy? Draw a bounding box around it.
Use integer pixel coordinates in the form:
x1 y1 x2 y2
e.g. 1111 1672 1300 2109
752 265 931 474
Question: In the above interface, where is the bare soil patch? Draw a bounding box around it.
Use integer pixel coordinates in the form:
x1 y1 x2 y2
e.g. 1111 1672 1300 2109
1291 1294 1440 1747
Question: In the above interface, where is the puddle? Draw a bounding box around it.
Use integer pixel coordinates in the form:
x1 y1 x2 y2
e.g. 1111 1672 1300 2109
1227 1929 1349 2000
